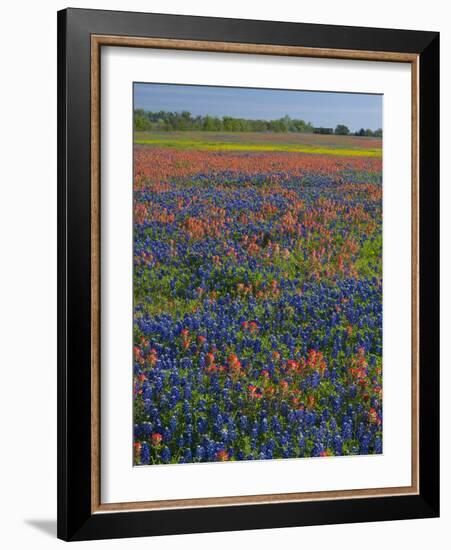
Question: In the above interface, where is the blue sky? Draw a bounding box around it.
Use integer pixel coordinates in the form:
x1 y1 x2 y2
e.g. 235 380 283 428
134 83 382 132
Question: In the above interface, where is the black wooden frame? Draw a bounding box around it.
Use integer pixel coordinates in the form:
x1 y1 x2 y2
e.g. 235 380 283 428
57 7 439 541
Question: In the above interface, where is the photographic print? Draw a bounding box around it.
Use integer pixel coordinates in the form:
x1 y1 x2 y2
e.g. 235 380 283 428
132 83 383 466
58 12 440 539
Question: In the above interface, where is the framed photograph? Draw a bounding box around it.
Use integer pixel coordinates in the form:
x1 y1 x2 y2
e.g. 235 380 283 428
57 8 439 541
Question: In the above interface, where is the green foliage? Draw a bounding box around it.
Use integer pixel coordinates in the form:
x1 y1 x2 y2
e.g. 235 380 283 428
356 128 382 137
335 124 350 135
133 109 152 131
133 109 315 133
355 233 382 278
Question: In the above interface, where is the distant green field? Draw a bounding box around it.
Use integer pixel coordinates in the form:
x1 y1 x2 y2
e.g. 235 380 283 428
134 131 382 157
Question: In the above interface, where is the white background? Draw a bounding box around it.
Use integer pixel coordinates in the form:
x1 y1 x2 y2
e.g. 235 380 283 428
0 0 449 548
102 48 412 503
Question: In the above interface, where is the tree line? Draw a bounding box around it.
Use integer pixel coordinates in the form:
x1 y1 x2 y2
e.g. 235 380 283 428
134 110 314 133
134 109 382 137
323 124 382 137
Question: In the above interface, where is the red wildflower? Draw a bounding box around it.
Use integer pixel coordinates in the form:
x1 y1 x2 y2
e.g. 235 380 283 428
148 348 158 367
134 442 142 461
248 385 263 399
280 379 289 392
216 450 229 461
151 433 163 446
227 353 242 375
134 346 144 364
249 321 258 332
368 408 379 424
286 359 299 372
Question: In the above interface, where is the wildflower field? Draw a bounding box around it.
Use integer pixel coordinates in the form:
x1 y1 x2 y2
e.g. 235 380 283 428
133 131 383 465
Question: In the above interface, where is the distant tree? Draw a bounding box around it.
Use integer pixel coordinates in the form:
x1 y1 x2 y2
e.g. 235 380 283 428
202 115 215 131
356 128 366 136
314 127 334 135
374 128 383 138
222 116 234 131
281 115 292 132
179 111 192 130
334 124 350 136
134 109 152 131
364 128 374 137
